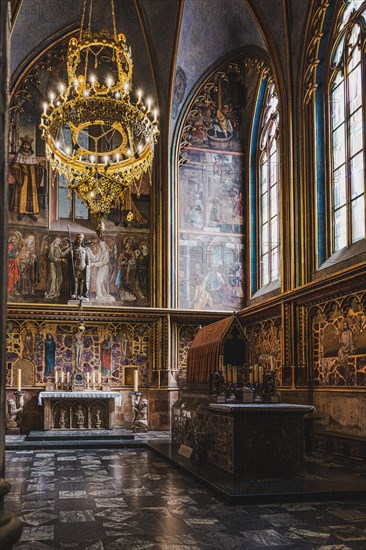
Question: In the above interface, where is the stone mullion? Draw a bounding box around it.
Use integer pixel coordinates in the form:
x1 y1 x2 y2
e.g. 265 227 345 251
0 1 23 547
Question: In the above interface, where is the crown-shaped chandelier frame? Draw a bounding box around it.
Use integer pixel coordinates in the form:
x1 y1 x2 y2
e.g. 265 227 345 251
40 0 159 236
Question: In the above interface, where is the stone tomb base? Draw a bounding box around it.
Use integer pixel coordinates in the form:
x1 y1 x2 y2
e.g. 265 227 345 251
172 392 314 475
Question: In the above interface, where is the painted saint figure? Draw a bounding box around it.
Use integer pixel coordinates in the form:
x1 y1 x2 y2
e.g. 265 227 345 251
10 135 44 221
338 321 355 379
100 334 112 376
73 327 84 370
44 333 56 378
88 240 116 302
45 237 70 299
7 235 20 295
18 234 38 296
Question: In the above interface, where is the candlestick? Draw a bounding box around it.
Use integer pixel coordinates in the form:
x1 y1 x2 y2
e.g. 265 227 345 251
218 354 223 371
259 366 264 385
17 369 21 392
134 369 139 393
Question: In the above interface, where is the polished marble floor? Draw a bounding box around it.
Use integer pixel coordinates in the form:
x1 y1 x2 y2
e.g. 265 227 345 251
5 448 366 549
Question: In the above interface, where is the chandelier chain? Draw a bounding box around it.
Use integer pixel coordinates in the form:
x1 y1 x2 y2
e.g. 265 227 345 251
88 0 93 32
79 0 88 40
110 0 117 40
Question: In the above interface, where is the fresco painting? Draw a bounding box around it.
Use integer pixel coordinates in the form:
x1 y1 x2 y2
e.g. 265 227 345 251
178 59 248 311
8 37 152 306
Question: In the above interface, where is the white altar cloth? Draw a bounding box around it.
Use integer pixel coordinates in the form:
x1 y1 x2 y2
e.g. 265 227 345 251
38 391 122 407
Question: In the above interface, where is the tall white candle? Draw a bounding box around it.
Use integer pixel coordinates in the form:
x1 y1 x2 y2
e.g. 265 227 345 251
61 371 64 384
67 372 70 384
98 372 102 385
259 366 264 384
92 371 95 385
134 369 138 392
55 371 58 384
17 369 21 392
86 372 90 386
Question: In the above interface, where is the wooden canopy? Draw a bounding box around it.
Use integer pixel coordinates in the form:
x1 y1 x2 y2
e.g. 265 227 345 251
187 315 245 383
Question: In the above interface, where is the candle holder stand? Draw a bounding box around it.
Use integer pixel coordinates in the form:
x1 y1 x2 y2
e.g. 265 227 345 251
131 391 148 432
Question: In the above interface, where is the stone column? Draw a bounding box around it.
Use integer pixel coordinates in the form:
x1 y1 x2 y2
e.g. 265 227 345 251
0 1 23 547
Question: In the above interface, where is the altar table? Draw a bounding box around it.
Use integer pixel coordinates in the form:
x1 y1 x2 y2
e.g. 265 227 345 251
38 391 122 430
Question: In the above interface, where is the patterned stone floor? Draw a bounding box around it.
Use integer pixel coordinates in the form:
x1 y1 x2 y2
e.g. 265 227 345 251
4 448 366 549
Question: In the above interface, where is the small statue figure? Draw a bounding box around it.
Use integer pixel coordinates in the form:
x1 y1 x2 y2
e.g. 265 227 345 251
70 233 90 300
75 404 85 428
210 371 224 395
58 408 67 429
263 372 276 395
7 398 23 430
94 407 102 429
132 395 148 432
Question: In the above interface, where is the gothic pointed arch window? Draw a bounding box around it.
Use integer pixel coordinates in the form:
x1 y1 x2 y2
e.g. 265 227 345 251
257 79 280 288
329 1 366 252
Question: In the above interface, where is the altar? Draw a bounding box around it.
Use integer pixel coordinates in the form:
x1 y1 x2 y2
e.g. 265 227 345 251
38 391 122 430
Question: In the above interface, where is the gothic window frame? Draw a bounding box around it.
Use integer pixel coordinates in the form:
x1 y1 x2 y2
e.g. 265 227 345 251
327 1 366 253
257 79 280 288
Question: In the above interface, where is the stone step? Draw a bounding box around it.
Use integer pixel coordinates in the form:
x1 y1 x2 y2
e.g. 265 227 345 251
27 429 135 441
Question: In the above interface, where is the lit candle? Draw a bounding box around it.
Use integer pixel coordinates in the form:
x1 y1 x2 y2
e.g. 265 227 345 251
49 93 55 104
17 369 21 392
134 369 138 393
153 108 158 122
147 98 152 112
137 89 142 102
249 368 253 385
219 354 223 371
43 102 48 115
106 77 113 90
259 366 264 385
59 83 65 97
90 75 96 87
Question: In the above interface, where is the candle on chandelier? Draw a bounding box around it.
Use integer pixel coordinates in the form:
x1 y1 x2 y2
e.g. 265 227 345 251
49 93 55 104
43 102 48 115
106 77 113 90
17 369 22 392
59 83 65 97
153 109 158 122
147 98 152 112
90 75 96 87
134 369 138 393
137 89 142 102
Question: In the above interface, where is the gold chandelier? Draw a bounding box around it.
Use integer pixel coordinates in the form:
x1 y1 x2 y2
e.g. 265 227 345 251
40 0 159 236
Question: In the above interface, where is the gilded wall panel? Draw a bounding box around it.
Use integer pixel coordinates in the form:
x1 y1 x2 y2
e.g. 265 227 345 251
310 292 366 386
246 318 282 385
6 319 154 388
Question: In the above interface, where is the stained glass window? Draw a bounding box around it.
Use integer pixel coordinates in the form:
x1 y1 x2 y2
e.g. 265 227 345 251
330 3 365 251
258 81 280 287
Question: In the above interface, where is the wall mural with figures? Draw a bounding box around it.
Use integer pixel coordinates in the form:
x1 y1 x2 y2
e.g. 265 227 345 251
178 57 261 310
310 292 366 387
6 320 153 387
246 318 282 385
8 36 152 307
